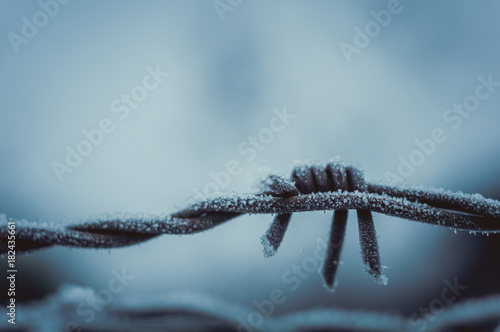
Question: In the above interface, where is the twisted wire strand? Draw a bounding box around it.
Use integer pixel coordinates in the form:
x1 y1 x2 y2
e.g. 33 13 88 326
1 160 500 287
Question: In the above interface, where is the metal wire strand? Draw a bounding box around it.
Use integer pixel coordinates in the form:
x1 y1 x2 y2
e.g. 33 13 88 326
1 159 500 287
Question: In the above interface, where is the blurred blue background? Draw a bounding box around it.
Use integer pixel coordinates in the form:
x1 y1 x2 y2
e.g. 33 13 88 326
1 0 499 323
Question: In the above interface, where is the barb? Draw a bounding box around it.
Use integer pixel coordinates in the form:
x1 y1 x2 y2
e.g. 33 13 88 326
1 159 500 288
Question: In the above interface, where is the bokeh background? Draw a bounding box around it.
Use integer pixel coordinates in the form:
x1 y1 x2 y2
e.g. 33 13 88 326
1 0 499 326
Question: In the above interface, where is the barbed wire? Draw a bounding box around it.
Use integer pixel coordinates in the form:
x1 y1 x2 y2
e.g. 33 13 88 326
1 159 500 287
1 285 499 332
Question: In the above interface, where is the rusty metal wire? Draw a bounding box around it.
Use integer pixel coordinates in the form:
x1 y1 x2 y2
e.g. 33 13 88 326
1 159 500 288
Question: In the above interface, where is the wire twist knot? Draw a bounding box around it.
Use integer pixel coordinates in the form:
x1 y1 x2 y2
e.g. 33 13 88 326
260 161 385 286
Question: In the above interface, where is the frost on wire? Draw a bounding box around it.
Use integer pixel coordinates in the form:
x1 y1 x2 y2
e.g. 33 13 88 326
1 159 499 291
